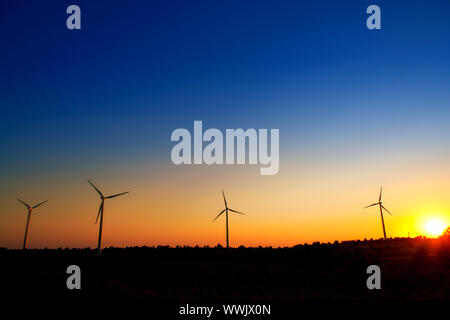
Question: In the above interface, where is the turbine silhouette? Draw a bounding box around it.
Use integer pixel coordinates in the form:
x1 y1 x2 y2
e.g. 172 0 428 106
17 198 47 249
88 180 129 256
364 186 393 239
213 190 245 248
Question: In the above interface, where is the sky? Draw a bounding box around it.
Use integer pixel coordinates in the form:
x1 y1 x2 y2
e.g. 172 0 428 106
1 0 450 248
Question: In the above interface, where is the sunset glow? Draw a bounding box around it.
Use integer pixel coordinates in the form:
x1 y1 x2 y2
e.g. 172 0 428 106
424 218 447 237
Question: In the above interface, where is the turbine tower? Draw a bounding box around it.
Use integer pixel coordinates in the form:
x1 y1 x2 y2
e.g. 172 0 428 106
364 186 393 239
17 198 48 249
213 190 245 248
88 180 129 256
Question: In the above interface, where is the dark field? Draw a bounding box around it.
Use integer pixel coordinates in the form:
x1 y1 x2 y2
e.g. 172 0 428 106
1 237 448 302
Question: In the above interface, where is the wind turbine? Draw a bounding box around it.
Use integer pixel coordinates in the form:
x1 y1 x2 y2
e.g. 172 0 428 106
17 198 48 249
88 180 129 256
364 186 393 239
212 190 245 248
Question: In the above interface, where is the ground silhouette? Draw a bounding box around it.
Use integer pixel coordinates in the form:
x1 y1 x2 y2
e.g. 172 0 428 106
0 236 448 301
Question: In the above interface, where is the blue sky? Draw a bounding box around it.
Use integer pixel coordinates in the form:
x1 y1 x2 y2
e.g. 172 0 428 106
1 0 450 172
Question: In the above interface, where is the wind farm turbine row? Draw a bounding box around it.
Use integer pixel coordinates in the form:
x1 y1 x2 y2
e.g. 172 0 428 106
16 183 392 254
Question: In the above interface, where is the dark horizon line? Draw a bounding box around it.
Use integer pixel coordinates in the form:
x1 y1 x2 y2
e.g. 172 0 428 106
1 235 445 251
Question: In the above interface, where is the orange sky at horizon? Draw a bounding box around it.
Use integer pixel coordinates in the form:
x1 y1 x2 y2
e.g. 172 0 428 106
1 152 449 249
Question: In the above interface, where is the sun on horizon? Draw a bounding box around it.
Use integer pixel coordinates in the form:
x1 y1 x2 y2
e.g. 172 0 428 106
423 218 447 238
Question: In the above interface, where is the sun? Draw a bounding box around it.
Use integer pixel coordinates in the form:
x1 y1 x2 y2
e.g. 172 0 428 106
424 218 447 237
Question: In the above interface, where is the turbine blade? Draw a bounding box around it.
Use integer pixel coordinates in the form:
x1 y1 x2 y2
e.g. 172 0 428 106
229 208 245 215
381 204 392 216
105 191 130 199
213 209 226 222
95 202 103 224
88 180 103 197
32 200 48 209
363 203 379 209
379 186 382 202
222 189 227 208
17 198 30 209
